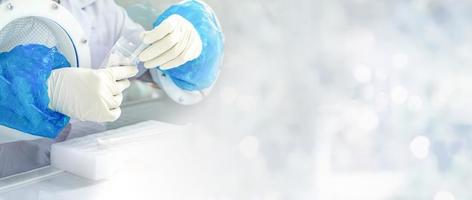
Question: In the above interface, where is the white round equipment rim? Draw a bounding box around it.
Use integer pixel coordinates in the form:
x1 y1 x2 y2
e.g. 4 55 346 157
0 0 91 68
150 69 217 105
0 0 91 142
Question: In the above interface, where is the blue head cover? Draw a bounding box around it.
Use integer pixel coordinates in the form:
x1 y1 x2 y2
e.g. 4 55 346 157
152 0 224 91
0 44 70 138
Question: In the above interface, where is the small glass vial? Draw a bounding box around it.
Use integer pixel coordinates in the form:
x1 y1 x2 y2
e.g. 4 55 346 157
102 32 148 67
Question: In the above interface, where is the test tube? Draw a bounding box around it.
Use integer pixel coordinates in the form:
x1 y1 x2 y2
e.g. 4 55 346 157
102 32 148 67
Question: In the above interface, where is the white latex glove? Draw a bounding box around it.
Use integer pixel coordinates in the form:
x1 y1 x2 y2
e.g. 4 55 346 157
47 67 138 122
139 14 202 70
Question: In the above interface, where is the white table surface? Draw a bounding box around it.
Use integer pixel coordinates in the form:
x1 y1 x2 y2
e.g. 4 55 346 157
0 97 243 200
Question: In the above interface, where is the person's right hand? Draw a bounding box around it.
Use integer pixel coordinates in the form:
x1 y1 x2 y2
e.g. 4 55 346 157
47 67 138 122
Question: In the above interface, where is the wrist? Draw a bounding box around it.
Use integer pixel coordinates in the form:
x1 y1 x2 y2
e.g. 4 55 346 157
47 71 56 110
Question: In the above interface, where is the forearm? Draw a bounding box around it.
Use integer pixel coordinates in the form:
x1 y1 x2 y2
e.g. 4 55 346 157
115 1 223 105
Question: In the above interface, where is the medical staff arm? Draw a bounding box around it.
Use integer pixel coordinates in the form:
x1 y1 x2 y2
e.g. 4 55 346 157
114 1 224 105
0 45 69 138
140 0 224 105
47 67 138 123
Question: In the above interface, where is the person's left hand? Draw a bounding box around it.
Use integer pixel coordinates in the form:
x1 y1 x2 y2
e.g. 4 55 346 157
139 14 202 70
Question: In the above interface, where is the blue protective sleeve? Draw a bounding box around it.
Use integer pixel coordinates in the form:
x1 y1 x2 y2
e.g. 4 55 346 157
152 0 224 91
0 44 70 138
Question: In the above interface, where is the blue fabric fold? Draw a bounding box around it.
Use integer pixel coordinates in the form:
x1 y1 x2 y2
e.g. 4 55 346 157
152 0 225 91
0 44 70 138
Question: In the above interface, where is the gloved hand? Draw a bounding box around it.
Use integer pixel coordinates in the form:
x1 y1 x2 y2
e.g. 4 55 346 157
47 67 138 122
139 14 202 70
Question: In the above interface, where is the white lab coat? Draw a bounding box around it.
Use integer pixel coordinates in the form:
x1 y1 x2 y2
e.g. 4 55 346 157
61 0 145 68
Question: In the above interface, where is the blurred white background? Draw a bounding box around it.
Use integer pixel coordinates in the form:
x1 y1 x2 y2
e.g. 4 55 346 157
114 0 472 199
